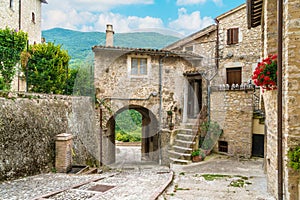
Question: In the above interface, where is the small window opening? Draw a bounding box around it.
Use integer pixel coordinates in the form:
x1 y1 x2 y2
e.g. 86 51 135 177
10 0 14 9
32 12 35 23
227 28 239 45
218 141 228 153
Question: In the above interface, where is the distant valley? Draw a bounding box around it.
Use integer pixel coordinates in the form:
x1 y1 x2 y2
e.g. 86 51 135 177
42 28 180 66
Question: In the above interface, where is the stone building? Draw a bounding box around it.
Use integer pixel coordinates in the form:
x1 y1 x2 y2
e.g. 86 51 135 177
0 0 47 44
248 0 300 199
0 0 47 92
93 25 209 165
165 4 263 158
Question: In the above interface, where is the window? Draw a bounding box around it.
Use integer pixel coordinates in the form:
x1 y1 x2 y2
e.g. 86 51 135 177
227 28 239 45
226 67 241 85
218 141 228 153
9 0 14 9
32 12 35 23
131 58 147 75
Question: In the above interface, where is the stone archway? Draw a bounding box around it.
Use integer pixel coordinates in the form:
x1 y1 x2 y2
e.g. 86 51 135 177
102 104 159 165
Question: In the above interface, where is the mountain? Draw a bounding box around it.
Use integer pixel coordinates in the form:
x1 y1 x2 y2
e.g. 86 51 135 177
42 28 180 66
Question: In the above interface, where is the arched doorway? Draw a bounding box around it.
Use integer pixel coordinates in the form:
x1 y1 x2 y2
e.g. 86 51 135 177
102 105 159 165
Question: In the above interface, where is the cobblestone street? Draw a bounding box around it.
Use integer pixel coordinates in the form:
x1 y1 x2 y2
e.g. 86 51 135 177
0 146 276 200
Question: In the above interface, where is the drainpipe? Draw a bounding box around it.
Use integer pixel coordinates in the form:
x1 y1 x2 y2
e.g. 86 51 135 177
277 0 283 199
214 18 219 69
19 0 21 31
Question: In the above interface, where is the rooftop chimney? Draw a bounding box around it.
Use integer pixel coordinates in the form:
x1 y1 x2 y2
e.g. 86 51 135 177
106 24 114 47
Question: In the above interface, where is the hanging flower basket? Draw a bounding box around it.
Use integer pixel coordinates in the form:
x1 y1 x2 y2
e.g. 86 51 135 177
252 54 277 91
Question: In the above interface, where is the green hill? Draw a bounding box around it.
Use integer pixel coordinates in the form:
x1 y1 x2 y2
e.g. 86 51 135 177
42 28 180 66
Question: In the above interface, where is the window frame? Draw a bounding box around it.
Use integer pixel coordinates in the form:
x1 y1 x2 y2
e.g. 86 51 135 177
226 67 242 85
227 28 239 45
127 55 151 78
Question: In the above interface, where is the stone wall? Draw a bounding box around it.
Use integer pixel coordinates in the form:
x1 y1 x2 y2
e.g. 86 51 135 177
215 4 261 86
0 92 99 181
0 0 43 44
94 50 207 129
282 0 300 199
210 89 254 157
261 0 300 199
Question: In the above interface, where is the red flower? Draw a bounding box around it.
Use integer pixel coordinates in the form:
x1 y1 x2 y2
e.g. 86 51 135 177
252 54 277 91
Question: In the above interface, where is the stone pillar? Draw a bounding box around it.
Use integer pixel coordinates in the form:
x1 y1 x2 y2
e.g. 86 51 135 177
55 133 73 173
183 80 188 123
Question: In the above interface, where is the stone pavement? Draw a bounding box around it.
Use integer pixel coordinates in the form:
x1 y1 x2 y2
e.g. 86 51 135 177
0 164 172 200
158 154 276 200
0 145 276 200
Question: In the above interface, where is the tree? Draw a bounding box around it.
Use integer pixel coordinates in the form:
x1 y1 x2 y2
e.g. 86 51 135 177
0 28 27 90
22 42 70 94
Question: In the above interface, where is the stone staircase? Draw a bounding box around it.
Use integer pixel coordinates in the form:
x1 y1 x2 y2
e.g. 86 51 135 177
169 129 196 165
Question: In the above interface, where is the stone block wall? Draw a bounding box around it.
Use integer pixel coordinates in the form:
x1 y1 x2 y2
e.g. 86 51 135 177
261 0 300 199
282 0 300 199
0 92 99 181
210 89 254 157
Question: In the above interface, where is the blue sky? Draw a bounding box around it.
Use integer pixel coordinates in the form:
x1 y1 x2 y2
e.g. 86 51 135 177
42 0 245 37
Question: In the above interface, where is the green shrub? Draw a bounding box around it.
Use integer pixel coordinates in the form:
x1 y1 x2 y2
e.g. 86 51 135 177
288 146 300 171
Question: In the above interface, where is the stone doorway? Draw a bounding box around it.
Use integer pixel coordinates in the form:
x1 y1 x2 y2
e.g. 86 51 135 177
102 105 159 165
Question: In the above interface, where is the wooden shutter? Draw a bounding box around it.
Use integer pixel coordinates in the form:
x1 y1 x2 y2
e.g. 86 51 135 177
226 67 242 85
227 28 239 45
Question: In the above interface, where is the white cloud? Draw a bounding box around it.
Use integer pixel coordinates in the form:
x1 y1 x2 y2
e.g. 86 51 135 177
50 0 154 12
176 0 207 6
168 8 214 36
176 0 223 6
94 13 164 33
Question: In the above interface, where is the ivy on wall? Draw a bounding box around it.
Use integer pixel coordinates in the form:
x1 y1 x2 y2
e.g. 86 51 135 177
288 146 300 171
0 27 28 90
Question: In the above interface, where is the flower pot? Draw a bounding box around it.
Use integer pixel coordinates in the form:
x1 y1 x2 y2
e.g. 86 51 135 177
192 155 203 162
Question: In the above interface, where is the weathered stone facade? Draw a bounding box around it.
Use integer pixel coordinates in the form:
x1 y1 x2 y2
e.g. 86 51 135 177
93 41 208 165
0 92 99 181
0 0 45 44
210 89 254 157
248 0 300 199
215 4 262 86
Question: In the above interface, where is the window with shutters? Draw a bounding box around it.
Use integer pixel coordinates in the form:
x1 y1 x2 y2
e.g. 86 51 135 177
227 28 239 45
226 67 241 85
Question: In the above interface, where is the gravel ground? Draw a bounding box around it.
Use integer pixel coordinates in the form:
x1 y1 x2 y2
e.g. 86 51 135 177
159 154 276 200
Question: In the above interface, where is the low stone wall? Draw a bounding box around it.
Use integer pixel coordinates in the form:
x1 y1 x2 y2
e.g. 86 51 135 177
210 89 254 157
0 92 99 181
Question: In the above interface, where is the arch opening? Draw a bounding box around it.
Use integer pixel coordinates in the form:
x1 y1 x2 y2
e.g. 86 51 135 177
103 105 159 166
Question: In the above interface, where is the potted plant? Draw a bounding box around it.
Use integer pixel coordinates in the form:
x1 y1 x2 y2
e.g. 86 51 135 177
191 149 206 162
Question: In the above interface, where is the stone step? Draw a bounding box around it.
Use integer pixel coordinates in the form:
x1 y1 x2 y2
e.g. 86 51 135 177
175 139 195 148
176 129 194 137
168 150 191 160
170 157 192 165
173 145 193 153
177 133 194 141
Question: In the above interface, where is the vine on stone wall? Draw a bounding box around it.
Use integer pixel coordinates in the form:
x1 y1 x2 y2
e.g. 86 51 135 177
288 146 300 171
0 27 28 90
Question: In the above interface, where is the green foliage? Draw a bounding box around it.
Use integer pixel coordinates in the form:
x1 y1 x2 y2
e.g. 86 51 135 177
191 149 200 156
70 62 94 96
42 28 180 65
115 129 141 142
288 146 300 171
0 27 28 90
22 42 70 94
116 110 142 133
